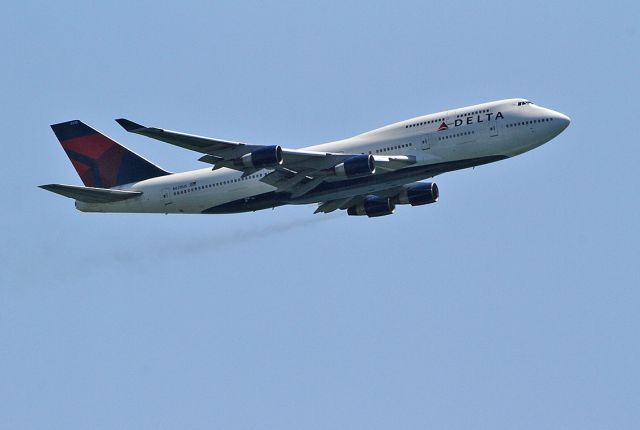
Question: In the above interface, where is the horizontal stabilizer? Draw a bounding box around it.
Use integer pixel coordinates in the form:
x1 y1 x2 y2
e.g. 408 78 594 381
39 184 142 203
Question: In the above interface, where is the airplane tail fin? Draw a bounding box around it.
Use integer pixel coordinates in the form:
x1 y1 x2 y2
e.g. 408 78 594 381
50 120 170 188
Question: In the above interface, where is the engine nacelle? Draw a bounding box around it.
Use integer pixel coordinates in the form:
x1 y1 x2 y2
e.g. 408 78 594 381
347 196 395 217
237 145 283 169
333 154 375 177
395 182 439 206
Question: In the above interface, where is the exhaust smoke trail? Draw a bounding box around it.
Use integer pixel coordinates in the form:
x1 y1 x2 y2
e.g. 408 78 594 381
163 212 340 256
94 212 343 271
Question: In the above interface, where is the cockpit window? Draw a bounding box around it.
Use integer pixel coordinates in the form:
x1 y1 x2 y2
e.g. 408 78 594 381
517 100 534 106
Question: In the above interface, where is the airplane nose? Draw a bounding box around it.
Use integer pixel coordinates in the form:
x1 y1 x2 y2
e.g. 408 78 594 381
556 112 571 130
546 109 570 135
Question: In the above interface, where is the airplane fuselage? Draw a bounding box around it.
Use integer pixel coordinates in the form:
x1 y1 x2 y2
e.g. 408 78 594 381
74 98 570 214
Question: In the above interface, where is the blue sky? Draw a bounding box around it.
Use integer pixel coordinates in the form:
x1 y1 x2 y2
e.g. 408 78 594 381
2 1 639 428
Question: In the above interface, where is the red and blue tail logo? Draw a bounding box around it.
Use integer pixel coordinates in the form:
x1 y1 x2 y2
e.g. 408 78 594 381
51 120 169 188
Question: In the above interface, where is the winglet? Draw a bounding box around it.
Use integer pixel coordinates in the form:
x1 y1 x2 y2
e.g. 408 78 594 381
115 118 146 132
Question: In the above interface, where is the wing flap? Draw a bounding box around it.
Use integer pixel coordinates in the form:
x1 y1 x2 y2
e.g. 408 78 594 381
39 184 143 203
314 185 407 214
314 197 359 214
280 149 356 171
289 177 324 199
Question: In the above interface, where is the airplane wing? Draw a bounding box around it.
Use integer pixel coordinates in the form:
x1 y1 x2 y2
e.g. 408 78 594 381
116 118 416 197
116 118 376 170
116 118 264 160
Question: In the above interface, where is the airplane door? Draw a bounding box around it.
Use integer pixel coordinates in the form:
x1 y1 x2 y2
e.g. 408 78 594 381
489 122 499 137
421 134 431 150
161 188 172 205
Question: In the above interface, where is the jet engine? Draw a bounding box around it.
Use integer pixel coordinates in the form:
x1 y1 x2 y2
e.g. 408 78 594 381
347 196 395 217
394 182 439 206
235 145 283 169
333 154 376 177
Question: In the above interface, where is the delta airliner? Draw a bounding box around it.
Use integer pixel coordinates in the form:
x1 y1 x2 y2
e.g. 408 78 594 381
41 98 570 217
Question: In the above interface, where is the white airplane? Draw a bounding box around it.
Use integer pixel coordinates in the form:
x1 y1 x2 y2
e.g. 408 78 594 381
41 98 570 217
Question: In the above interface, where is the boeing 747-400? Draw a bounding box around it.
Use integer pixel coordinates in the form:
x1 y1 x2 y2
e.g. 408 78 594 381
40 98 570 217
